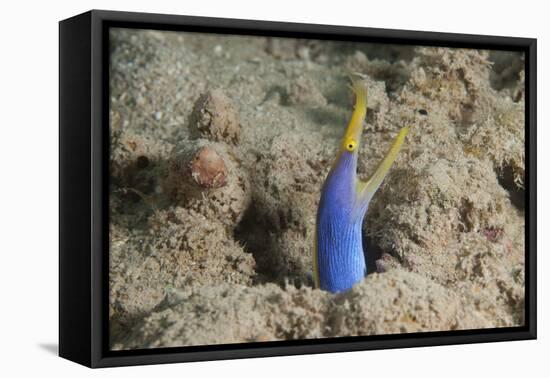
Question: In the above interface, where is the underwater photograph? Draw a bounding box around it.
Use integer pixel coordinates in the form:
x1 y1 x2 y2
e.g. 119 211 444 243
108 27 526 350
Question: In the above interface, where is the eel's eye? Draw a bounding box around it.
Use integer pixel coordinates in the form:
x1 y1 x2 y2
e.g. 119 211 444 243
345 139 357 152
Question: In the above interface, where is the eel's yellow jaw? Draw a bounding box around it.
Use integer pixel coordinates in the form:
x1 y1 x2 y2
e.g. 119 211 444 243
341 77 368 154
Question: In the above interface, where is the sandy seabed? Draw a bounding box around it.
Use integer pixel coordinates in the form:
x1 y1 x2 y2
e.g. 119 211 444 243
108 28 525 350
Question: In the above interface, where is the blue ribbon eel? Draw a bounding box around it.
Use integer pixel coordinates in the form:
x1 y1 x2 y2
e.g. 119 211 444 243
313 76 408 293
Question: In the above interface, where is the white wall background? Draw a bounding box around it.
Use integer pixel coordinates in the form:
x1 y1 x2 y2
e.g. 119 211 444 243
0 0 546 376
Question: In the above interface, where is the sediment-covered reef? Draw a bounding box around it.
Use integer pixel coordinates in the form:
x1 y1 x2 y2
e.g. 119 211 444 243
108 29 525 349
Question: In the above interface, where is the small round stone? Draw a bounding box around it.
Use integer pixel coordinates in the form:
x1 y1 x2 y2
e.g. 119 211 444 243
189 89 241 144
190 147 227 188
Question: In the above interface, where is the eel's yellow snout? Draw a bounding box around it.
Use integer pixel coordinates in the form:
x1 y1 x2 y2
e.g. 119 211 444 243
341 76 368 153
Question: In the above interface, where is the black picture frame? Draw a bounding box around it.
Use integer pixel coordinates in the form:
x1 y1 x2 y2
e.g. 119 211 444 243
59 9 537 368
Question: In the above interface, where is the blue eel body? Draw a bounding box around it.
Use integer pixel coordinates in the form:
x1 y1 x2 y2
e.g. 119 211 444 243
314 76 408 293
316 151 367 292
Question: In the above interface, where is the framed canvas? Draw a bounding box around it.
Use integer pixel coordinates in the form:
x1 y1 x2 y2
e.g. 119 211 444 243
59 9 537 368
